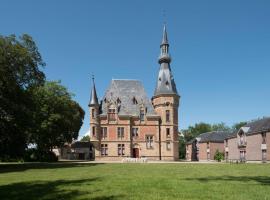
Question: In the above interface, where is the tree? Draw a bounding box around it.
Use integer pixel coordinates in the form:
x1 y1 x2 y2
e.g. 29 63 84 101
211 122 231 132
232 121 247 131
80 135 90 142
183 122 212 142
178 133 186 159
0 34 45 159
30 81 85 153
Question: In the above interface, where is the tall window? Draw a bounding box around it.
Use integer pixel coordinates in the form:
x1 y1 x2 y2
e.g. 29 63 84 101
166 110 170 122
207 142 210 149
118 144 125 156
166 142 171 150
92 126 96 137
225 139 228 147
166 128 170 138
262 132 266 144
92 109 95 118
108 105 116 121
117 127 124 139
140 109 145 121
101 144 108 156
101 127 107 139
132 128 139 137
146 135 153 149
262 150 267 162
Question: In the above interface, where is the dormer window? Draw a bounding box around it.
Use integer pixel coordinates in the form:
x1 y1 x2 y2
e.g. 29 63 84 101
132 97 138 105
117 98 121 104
108 105 116 121
140 109 145 122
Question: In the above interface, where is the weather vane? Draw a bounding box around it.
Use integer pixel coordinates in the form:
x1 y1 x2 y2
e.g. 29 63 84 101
163 9 167 25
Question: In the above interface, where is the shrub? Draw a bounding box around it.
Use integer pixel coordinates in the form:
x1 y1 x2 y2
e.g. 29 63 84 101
23 149 58 162
214 150 224 162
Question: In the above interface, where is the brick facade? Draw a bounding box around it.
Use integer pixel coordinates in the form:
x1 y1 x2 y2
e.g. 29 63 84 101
226 131 270 162
186 141 224 161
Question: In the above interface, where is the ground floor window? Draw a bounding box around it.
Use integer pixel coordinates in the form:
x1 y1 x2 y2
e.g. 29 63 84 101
207 152 210 160
240 150 246 162
118 144 125 156
146 135 153 149
101 144 108 156
225 152 229 161
262 150 267 162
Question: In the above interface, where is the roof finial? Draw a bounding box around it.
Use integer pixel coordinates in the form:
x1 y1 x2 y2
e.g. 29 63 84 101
163 9 167 26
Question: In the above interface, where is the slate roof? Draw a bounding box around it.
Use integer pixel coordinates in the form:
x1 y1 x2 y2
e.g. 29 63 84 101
71 141 92 148
100 79 158 117
89 79 98 106
187 131 232 144
241 117 270 135
154 62 178 96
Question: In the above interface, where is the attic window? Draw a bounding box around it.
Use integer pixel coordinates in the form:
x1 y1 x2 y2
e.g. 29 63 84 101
132 97 138 105
117 98 121 104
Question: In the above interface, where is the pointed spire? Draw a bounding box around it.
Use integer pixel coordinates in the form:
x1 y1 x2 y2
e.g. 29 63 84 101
161 24 169 45
158 24 171 64
89 75 99 106
154 24 178 97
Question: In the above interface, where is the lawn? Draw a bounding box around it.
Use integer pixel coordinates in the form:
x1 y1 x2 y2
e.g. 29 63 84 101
0 162 269 200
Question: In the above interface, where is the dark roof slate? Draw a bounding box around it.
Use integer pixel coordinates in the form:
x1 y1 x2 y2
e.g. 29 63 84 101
100 80 158 117
187 131 232 144
71 141 92 148
243 117 270 135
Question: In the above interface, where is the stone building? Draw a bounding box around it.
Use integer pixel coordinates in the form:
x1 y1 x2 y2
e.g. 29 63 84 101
186 131 231 161
58 141 94 160
88 25 180 161
225 117 270 162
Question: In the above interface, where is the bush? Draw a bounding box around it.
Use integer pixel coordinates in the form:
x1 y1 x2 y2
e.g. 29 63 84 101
214 150 224 162
23 149 58 162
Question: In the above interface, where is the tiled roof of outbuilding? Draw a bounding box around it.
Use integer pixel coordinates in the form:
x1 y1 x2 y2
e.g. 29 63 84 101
100 80 158 117
187 131 232 144
242 117 270 135
71 141 92 148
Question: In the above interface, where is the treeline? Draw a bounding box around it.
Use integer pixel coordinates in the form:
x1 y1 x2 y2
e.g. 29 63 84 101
0 34 85 161
179 122 247 159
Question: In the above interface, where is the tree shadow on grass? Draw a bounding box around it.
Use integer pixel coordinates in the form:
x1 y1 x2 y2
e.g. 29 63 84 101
185 176 270 186
0 177 123 200
0 162 103 174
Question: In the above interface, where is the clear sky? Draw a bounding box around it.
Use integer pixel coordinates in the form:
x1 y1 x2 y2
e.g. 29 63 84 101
1 0 270 137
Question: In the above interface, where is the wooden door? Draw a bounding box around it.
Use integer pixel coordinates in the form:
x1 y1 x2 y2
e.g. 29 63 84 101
133 148 139 158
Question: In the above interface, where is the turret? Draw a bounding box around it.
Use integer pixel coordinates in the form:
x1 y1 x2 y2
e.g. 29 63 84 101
89 76 100 142
152 24 180 161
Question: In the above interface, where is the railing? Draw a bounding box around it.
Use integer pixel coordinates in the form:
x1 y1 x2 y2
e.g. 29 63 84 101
122 157 148 163
238 141 247 147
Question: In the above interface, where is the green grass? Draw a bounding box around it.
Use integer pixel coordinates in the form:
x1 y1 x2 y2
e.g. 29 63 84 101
0 162 270 200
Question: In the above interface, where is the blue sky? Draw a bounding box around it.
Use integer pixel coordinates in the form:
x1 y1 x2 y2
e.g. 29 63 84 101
1 0 270 137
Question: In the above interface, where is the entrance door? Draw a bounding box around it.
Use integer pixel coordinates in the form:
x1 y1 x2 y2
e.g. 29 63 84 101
78 153 85 160
133 148 139 158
